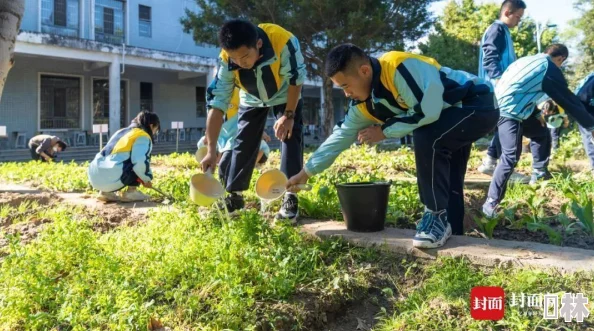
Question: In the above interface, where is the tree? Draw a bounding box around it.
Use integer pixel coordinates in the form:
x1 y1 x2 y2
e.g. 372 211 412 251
565 0 594 88
419 0 557 75
181 0 435 137
0 0 24 103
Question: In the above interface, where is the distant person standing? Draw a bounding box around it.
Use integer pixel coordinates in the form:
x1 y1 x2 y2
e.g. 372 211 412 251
28 135 67 162
477 0 529 183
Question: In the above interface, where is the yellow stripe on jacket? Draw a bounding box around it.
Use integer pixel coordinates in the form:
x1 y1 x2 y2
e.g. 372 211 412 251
111 128 151 154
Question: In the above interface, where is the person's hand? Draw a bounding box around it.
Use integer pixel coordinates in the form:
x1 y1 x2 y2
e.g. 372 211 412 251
200 151 218 173
274 115 294 141
563 117 570 128
358 126 386 144
262 131 271 142
141 181 152 189
286 170 310 192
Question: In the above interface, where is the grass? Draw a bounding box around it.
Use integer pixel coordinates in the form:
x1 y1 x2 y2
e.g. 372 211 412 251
0 161 91 192
377 257 594 330
2 131 594 244
1 133 594 329
0 205 375 330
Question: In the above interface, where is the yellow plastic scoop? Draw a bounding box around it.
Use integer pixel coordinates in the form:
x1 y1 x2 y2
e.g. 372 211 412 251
189 170 225 207
255 169 311 201
195 146 208 163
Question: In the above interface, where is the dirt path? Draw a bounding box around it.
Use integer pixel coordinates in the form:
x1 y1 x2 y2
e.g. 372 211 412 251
0 182 168 253
0 182 163 216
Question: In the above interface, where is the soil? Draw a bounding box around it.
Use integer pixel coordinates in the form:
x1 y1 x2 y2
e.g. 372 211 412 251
0 191 54 209
89 206 144 233
254 255 425 331
0 192 60 250
0 190 147 253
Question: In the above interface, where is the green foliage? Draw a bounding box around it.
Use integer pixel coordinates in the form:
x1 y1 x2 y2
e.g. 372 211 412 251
474 215 499 239
376 257 594 330
0 206 370 329
565 0 594 87
565 188 594 236
420 0 558 74
572 0 594 59
0 161 91 192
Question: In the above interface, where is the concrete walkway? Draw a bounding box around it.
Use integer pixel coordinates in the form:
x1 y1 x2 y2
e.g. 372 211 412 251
302 220 594 274
0 182 160 215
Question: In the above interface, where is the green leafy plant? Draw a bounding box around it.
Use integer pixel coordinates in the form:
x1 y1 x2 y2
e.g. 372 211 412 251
565 189 594 236
526 222 563 246
474 215 499 239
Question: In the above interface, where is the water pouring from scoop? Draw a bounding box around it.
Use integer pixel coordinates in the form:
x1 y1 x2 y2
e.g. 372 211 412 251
255 169 311 213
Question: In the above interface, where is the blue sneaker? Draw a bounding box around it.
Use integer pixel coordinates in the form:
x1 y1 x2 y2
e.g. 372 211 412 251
482 198 499 218
412 210 452 248
529 169 553 185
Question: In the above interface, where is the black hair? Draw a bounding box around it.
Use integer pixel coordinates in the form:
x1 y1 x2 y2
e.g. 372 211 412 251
132 110 160 141
56 140 67 151
545 44 569 59
324 43 369 78
541 99 559 115
218 19 259 51
500 0 526 15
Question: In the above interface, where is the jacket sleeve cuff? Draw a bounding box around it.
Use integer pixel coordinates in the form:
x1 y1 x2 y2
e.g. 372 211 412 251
303 164 315 177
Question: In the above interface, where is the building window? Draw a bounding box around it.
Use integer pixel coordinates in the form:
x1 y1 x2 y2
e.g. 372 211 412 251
196 86 206 117
95 0 125 44
40 75 81 130
140 82 153 112
41 0 79 38
139 5 152 38
92 79 128 128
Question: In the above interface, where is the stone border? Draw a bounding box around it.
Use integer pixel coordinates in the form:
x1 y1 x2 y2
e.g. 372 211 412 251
302 220 594 274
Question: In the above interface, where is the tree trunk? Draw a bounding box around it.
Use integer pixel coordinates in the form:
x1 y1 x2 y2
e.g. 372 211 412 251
321 75 335 139
0 0 25 103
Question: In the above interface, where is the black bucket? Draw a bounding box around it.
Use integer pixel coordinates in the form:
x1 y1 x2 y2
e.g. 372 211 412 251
335 181 391 232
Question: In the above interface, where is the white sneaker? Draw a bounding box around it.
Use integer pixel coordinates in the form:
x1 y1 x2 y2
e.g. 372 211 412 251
121 190 151 202
478 157 497 175
97 191 120 202
508 172 531 184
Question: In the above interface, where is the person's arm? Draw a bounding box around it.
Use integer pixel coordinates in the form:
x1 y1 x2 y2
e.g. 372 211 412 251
380 58 445 139
205 58 235 156
131 136 153 184
542 64 594 132
304 105 377 177
260 140 270 156
279 35 306 114
482 24 507 81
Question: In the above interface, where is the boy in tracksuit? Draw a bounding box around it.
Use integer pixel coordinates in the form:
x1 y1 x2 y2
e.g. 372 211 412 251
201 19 306 223
574 73 594 170
286 44 499 249
477 0 529 183
483 44 594 217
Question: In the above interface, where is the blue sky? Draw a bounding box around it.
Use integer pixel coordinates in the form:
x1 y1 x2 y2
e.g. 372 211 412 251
430 0 580 32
